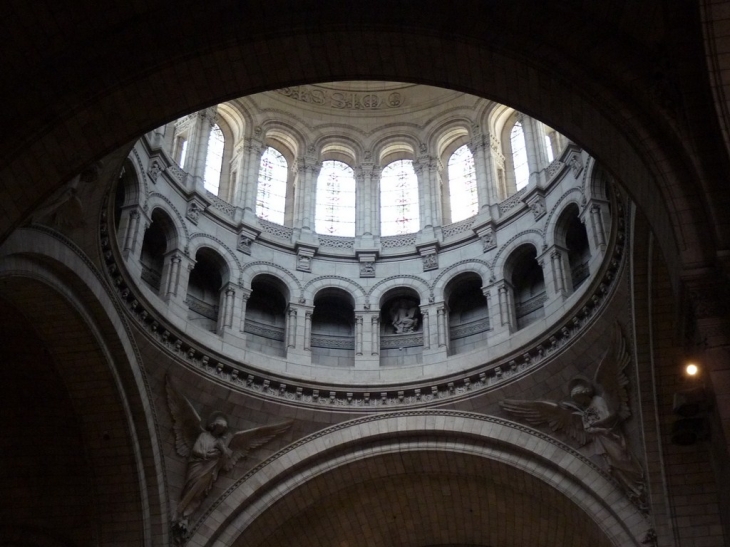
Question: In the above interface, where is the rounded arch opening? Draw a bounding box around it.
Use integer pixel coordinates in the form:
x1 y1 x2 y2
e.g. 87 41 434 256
444 272 489 355
186 247 228 332
244 274 289 357
140 208 177 293
310 287 355 367
379 287 422 367
505 244 546 330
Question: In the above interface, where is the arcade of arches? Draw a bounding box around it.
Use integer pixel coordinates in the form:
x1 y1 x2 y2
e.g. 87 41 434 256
2 2 730 547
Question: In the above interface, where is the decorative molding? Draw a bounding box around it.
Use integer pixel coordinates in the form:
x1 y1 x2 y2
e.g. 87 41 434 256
498 188 526 214
442 216 476 239
276 86 405 110
381 234 417 248
318 235 355 249
259 219 294 240
205 191 235 218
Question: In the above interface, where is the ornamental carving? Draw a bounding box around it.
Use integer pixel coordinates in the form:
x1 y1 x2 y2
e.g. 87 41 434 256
147 160 163 183
501 325 647 512
186 202 205 225
276 86 405 110
165 376 291 541
389 299 420 334
481 231 496 252
422 253 439 271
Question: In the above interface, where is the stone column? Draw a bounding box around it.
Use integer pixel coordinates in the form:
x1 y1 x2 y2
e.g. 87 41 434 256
355 315 364 355
498 282 515 332
293 155 321 231
420 303 448 364
240 138 265 214
167 253 196 316
413 155 432 229
303 310 312 351
119 206 145 260
521 115 550 186
540 245 571 300
468 133 491 210
355 311 379 369
437 305 448 349
238 289 252 335
162 251 183 301
286 306 298 349
371 316 380 355
356 161 378 235
216 283 237 335
188 107 218 184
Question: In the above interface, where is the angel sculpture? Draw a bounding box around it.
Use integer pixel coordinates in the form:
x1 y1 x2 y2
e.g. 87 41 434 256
166 376 292 530
500 325 647 511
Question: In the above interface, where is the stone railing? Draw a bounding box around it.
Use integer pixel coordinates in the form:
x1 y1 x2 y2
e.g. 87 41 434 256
205 191 235 218
380 332 424 349
185 294 219 321
310 333 355 350
244 319 285 341
449 317 490 340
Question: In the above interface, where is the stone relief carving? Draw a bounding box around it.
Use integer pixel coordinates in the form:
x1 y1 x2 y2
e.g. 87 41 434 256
569 154 584 176
237 235 252 255
276 86 405 110
360 261 375 278
166 376 291 540
390 299 419 333
32 161 103 229
296 253 312 272
147 160 162 183
186 202 204 225
422 253 438 271
528 197 546 220
481 231 496 252
500 325 647 512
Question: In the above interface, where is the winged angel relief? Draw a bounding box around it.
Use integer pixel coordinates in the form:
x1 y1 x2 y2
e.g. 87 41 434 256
500 325 647 512
166 376 292 533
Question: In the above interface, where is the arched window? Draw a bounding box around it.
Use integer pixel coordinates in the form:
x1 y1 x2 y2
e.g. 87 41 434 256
256 146 288 225
203 124 224 194
510 121 529 191
447 145 478 222
315 160 356 236
380 159 419 236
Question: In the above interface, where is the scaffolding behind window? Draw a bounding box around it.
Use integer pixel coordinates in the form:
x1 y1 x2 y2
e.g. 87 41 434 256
256 147 288 224
380 159 419 236
511 122 529 190
448 145 478 222
315 160 356 236
203 124 224 194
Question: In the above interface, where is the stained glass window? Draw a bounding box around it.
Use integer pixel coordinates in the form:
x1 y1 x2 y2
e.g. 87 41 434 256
203 124 224 194
380 159 419 236
448 145 478 222
176 137 188 168
511 121 529 191
315 160 356 236
256 147 288 224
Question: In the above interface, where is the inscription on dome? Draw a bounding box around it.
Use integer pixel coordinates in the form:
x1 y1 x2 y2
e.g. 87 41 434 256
277 86 404 110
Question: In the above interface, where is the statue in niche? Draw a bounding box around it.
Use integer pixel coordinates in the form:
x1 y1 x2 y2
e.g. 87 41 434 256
500 324 647 512
389 298 419 333
165 376 292 536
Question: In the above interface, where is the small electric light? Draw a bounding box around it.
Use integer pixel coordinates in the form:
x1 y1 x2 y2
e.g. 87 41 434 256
685 363 699 376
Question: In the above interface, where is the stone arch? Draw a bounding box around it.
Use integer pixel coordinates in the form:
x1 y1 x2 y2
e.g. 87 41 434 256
240 261 302 300
303 276 367 308
187 233 242 282
0 227 168 546
543 188 584 246
373 133 420 165
491 230 545 276
431 259 493 302
317 135 363 165
367 275 431 308
261 120 307 160
145 192 190 245
188 411 644 547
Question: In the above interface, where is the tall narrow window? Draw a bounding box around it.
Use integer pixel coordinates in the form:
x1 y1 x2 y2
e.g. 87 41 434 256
544 134 554 163
315 160 356 236
380 159 419 236
175 136 188 168
510 122 529 190
256 147 288 225
448 145 478 222
203 124 224 194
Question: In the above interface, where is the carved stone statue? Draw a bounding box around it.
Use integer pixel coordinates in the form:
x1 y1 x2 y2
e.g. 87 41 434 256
166 376 292 534
390 298 419 333
500 325 647 511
